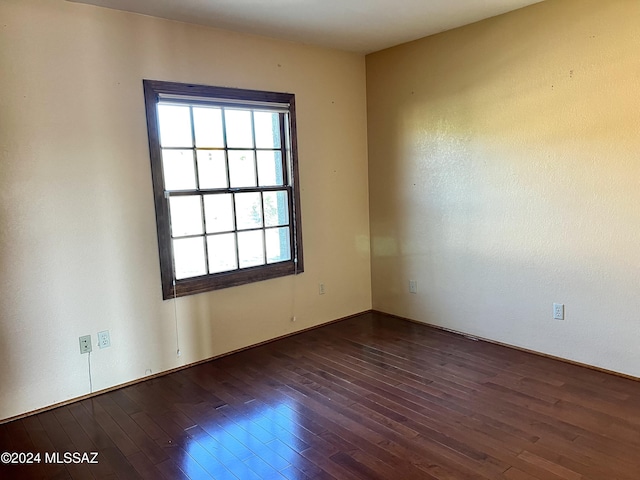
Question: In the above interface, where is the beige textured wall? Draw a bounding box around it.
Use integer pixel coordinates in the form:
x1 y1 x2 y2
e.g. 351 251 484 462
0 0 371 420
367 0 640 376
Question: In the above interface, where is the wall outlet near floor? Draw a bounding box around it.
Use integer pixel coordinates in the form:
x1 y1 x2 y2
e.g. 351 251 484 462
553 303 565 320
409 280 418 294
319 283 326 295
79 335 92 354
97 330 111 349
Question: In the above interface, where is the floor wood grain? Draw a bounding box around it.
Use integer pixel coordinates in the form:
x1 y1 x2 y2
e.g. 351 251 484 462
1 312 639 479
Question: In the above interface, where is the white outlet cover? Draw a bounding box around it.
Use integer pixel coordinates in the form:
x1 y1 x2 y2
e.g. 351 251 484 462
553 303 564 320
97 330 111 348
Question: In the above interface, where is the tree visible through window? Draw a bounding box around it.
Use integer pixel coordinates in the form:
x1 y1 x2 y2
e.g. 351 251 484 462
143 80 303 299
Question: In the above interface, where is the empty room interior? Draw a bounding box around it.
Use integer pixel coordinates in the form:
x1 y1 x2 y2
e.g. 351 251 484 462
1 0 640 478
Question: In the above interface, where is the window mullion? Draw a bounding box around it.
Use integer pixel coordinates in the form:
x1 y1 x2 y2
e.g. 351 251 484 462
188 106 200 188
250 110 268 266
232 193 240 272
200 195 209 274
188 106 209 275
168 186 283 195
165 192 179 291
221 108 232 189
279 112 288 185
250 111 259 187
285 184 295 263
221 108 241 271
259 191 267 264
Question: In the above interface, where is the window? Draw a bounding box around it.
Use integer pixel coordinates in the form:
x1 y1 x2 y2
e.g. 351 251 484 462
143 80 303 299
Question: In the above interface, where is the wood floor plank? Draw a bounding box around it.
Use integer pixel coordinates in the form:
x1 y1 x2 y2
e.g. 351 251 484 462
2 311 640 479
267 350 502 479
20 415 70 479
238 360 459 479
95 394 169 465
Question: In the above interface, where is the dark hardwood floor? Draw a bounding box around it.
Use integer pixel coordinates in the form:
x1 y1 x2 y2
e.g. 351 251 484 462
2 311 640 479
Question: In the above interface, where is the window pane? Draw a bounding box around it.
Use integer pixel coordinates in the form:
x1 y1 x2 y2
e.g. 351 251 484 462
228 150 257 188
197 150 227 189
162 149 196 191
193 107 224 148
204 194 234 233
224 109 253 148
256 151 284 186
173 237 206 279
238 230 265 268
266 227 291 264
235 192 262 230
158 104 192 148
263 191 289 227
207 233 237 273
169 195 203 237
254 111 280 148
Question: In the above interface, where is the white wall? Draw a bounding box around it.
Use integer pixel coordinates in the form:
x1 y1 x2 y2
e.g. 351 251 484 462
367 0 640 377
0 0 371 421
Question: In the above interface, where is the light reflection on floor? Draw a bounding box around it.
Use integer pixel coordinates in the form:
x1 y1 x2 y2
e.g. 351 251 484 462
183 401 301 479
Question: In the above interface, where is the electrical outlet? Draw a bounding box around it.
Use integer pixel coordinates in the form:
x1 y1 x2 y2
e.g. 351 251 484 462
97 330 111 349
409 280 418 294
553 303 564 320
79 335 92 354
319 283 325 295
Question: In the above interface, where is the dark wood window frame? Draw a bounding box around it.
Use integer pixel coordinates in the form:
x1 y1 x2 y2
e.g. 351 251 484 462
143 80 304 299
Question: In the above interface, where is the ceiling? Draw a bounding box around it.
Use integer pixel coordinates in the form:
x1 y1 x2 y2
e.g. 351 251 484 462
68 0 544 54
